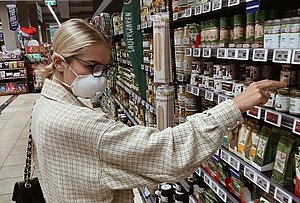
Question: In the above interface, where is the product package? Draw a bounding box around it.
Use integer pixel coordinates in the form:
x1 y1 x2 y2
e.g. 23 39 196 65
237 123 252 156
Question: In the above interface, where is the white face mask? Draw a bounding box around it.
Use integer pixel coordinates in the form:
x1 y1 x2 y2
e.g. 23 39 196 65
54 53 108 99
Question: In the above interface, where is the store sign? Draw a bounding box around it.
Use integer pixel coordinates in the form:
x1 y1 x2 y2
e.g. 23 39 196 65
6 4 19 31
123 0 147 101
36 3 43 23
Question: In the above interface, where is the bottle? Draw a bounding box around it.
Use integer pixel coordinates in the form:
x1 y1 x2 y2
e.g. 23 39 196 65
220 17 230 47
234 14 245 45
246 13 255 45
254 10 265 47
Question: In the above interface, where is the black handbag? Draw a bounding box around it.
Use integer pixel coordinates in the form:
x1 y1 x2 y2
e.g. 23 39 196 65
12 114 46 203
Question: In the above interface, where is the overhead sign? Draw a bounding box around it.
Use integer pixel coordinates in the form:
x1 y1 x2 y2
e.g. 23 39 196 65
36 2 43 23
45 0 56 6
6 4 19 31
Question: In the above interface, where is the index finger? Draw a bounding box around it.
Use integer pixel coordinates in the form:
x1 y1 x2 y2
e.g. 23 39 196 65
256 80 287 90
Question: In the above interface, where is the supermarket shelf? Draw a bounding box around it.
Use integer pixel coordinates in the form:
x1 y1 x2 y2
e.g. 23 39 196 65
195 167 239 203
0 76 27 81
186 84 300 132
137 21 153 32
114 97 139 125
116 57 154 76
138 187 155 203
218 147 300 203
116 80 156 114
0 67 25 71
182 47 300 64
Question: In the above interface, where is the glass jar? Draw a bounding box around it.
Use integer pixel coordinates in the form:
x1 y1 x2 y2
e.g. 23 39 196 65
188 23 201 48
261 65 274 79
205 21 211 47
229 17 235 44
220 17 230 46
160 184 173 203
213 64 223 79
275 88 290 112
290 17 300 49
183 55 193 74
200 21 206 47
272 19 281 49
190 70 200 85
249 66 262 81
210 19 220 47
264 89 276 107
224 65 237 80
183 25 191 46
290 89 300 115
234 14 245 44
246 13 255 45
280 65 297 86
280 18 291 48
263 20 272 49
174 190 186 203
254 10 265 47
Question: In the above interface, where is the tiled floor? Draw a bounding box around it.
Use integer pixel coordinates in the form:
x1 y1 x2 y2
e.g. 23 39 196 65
0 93 143 203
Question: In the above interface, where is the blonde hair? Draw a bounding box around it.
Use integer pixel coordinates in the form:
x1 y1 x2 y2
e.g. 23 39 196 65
41 18 111 79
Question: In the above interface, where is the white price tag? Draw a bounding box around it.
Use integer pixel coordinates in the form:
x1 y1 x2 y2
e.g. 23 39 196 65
185 8 192 17
203 48 211 58
212 0 222 11
192 86 200 96
143 23 148 29
227 48 237 59
256 174 270 193
218 95 227 104
252 49 268 62
173 12 178 20
217 48 227 58
205 90 214 101
228 0 240 7
274 187 293 203
147 21 152 27
145 65 149 71
186 85 192 93
229 156 240 171
218 188 227 202
185 48 192 56
220 150 229 163
272 49 292 64
194 5 202 15
137 25 141 30
237 49 250 60
291 49 300 64
177 73 187 82
193 48 201 57
141 65 145 70
264 110 282 127
204 174 211 186
244 166 257 182
202 2 211 13
210 181 219 193
293 119 300 136
247 106 261 119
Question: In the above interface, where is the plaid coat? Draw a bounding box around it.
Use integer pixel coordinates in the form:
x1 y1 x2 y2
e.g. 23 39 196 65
32 79 243 202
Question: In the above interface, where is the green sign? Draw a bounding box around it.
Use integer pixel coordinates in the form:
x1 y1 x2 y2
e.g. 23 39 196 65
122 0 146 101
45 0 56 6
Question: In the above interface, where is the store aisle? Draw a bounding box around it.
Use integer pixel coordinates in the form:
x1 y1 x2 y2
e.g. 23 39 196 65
0 94 143 203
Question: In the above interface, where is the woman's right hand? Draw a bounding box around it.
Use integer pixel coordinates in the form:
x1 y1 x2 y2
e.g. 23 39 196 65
233 80 287 112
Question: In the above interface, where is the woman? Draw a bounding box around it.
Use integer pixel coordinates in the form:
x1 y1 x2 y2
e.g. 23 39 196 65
32 18 285 202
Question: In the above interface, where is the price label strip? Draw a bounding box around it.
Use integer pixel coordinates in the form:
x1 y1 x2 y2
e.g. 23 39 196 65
264 110 282 127
237 49 250 60
186 85 192 93
244 166 257 183
203 48 211 58
256 174 270 193
272 49 292 64
247 106 261 119
192 86 200 96
185 48 192 56
194 5 202 15
220 149 230 163
212 0 222 11
203 174 211 186
217 188 227 202
291 49 300 64
217 48 227 59
210 181 219 193
202 2 211 13
193 48 201 57
252 49 268 62
274 187 292 203
205 90 214 101
227 48 237 59
228 0 240 7
229 156 240 171
218 94 228 104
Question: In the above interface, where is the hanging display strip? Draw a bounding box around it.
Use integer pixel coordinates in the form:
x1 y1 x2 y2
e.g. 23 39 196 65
114 98 139 125
218 147 300 203
116 80 156 113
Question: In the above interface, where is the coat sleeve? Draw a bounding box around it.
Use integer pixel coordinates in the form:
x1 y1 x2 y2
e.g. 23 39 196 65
95 99 243 190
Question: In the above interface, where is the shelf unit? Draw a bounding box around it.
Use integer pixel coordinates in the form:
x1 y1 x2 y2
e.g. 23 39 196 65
114 97 139 125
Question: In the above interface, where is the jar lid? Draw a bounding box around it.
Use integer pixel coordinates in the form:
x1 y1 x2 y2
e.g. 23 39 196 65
255 10 266 22
247 13 255 24
220 17 229 27
161 184 172 191
234 14 245 26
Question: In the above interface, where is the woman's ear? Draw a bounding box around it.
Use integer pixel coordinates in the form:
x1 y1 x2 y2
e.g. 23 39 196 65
52 55 66 73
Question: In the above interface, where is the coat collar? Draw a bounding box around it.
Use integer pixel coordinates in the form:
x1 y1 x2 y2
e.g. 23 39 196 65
41 79 85 107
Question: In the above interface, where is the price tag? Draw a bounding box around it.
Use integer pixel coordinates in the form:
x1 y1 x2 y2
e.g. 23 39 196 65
244 166 257 182
218 95 227 104
247 106 261 119
193 48 201 57
252 49 268 62
194 5 202 15
173 12 178 21
291 49 300 64
185 8 192 17
192 86 200 96
137 25 141 30
274 187 293 203
220 150 229 163
210 181 219 193
203 48 211 58
205 90 214 101
147 21 152 27
145 65 149 71
228 0 240 7
256 174 270 193
237 49 250 60
212 0 222 11
186 84 192 93
227 48 237 59
293 119 300 136
204 174 211 186
264 110 282 127
229 156 240 171
202 2 211 13
185 48 192 56
272 49 292 64
218 188 227 202
217 48 227 58
141 65 145 70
